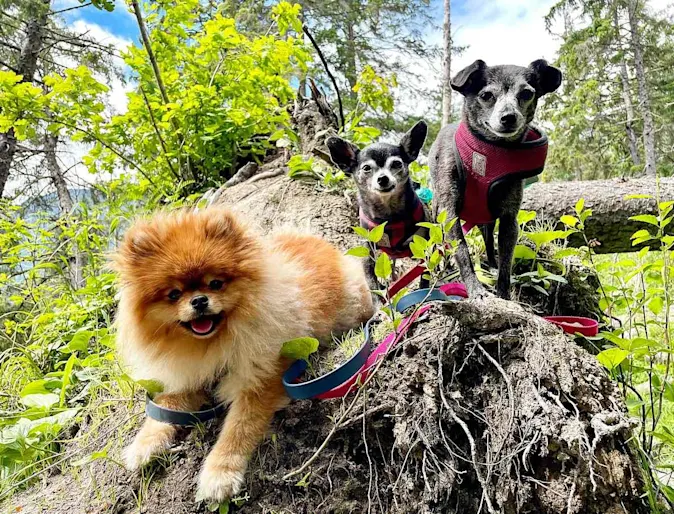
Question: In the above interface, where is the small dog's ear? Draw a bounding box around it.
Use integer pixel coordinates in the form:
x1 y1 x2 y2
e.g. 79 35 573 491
326 136 359 174
451 60 487 96
400 120 427 163
528 59 562 96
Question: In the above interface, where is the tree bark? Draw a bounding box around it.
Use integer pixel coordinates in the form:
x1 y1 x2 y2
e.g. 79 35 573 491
43 132 84 289
613 6 641 168
441 0 452 126
0 0 51 198
522 177 674 253
627 0 657 176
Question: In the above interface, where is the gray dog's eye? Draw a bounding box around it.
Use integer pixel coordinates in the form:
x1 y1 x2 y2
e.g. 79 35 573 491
519 89 535 102
390 160 403 170
479 91 494 102
361 164 372 173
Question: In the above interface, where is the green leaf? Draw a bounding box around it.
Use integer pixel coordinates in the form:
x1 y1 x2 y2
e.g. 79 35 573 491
554 248 579 259
219 502 230 514
368 223 386 243
575 198 585 215
60 354 78 408
374 253 392 281
559 215 578 228
624 194 652 200
526 230 571 248
428 249 442 271
648 296 664 316
281 337 319 361
437 210 448 224
21 393 60 409
136 379 165 395
596 348 629 371
517 210 537 225
629 214 659 226
62 329 94 354
353 226 370 239
346 246 370 258
513 245 537 260
429 225 443 245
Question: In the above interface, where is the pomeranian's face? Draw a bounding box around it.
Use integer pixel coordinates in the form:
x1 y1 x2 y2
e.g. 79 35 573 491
113 208 262 343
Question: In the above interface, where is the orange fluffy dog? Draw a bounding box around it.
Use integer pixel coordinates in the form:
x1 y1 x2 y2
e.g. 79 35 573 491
113 207 374 502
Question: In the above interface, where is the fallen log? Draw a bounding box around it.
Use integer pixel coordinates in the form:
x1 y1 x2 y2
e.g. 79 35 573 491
522 177 674 253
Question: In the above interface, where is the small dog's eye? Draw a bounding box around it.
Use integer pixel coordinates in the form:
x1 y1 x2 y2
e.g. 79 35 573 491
168 289 182 301
390 160 403 170
209 280 224 290
361 164 372 173
479 91 494 102
519 89 535 101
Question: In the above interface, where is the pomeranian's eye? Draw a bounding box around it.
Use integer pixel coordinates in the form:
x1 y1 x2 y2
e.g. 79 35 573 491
390 160 403 170
209 279 224 290
479 91 494 102
168 289 182 301
519 89 535 102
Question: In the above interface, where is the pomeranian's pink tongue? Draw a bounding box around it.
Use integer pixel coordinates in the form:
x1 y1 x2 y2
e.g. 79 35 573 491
190 317 214 334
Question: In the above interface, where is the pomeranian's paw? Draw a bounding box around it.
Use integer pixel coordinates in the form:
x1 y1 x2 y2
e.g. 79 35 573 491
123 422 176 471
197 456 246 502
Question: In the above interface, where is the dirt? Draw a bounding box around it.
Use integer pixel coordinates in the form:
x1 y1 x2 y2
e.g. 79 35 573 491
7 294 647 514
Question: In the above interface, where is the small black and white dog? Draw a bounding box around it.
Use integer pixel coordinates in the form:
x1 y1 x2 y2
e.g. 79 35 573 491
327 121 429 291
429 59 562 299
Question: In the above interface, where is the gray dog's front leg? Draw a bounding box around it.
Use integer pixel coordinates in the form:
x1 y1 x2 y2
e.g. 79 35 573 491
479 223 497 269
451 221 487 298
497 215 518 299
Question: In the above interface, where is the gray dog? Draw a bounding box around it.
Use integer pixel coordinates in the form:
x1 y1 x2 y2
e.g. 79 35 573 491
327 121 429 291
429 59 562 299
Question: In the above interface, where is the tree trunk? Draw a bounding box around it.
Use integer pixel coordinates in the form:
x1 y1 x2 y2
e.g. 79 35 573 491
522 177 674 253
43 132 84 289
0 0 51 198
614 6 641 168
627 0 657 176
441 0 452 126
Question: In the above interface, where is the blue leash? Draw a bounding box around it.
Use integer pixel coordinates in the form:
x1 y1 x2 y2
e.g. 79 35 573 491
282 287 463 400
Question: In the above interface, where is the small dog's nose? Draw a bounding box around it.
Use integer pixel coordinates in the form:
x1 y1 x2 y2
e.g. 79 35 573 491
377 175 390 187
500 113 517 127
191 295 209 310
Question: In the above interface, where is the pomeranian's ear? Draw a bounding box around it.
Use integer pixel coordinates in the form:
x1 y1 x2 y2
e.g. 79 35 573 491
400 120 427 163
326 136 359 175
112 222 159 271
203 209 239 240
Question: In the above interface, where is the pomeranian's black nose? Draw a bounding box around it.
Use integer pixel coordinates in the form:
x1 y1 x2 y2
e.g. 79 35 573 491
500 113 517 128
377 175 390 187
191 295 209 310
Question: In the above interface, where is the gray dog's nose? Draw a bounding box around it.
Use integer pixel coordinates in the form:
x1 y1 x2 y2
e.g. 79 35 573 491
377 175 390 187
500 113 517 127
191 295 209 310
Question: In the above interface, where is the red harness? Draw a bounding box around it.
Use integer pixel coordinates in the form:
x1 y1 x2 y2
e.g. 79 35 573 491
453 122 548 225
359 190 426 259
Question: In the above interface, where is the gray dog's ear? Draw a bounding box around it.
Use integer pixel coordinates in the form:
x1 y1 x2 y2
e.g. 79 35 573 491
451 59 487 96
326 136 359 174
528 59 562 96
400 120 427 163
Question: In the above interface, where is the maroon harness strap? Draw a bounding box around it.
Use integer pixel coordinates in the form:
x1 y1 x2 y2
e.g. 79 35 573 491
360 192 426 259
453 122 548 225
